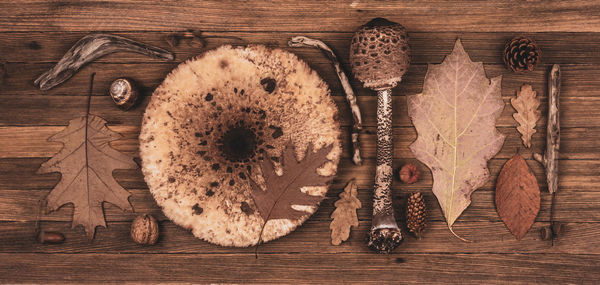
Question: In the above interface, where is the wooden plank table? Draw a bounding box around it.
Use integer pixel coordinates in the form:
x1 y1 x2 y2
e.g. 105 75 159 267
1 1 599 283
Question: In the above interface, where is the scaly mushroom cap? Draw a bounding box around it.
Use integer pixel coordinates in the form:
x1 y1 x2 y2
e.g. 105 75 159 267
139 45 342 247
350 18 411 90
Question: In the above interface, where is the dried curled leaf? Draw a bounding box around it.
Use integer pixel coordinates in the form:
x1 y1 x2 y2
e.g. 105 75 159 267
496 154 540 240
249 141 334 222
407 39 505 237
37 115 138 239
330 179 361 245
511 84 541 148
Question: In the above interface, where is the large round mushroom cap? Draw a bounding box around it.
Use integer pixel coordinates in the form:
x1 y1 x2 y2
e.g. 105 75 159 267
139 45 342 247
350 18 411 90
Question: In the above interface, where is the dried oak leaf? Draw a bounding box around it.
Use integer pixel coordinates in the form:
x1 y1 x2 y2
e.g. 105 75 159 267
511 84 541 148
330 179 361 245
496 154 540 240
37 115 138 239
407 39 505 237
249 141 334 222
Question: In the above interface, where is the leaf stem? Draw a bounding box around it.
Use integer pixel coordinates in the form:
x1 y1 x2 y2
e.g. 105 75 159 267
84 72 95 239
449 225 473 243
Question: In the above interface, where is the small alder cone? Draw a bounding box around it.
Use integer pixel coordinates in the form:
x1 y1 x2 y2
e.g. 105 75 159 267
130 214 159 245
406 192 426 238
503 36 541 73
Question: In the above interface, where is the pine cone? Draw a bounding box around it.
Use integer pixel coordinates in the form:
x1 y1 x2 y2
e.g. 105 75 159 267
406 192 426 238
503 36 541 73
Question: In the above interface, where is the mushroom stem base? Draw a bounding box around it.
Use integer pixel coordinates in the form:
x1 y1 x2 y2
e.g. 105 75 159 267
367 227 403 254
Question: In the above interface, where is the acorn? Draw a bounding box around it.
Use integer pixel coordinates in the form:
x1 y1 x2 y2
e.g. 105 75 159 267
130 214 159 245
109 78 139 110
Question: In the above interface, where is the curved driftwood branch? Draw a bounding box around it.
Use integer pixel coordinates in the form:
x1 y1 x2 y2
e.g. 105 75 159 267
35 34 175 90
288 36 363 165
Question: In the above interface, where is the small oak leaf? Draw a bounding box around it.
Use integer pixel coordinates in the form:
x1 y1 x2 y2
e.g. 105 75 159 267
249 141 334 222
495 154 540 240
330 179 361 245
511 84 541 148
37 115 138 239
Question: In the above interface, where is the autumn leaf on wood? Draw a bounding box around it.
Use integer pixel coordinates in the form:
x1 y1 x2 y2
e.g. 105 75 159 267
249 141 334 222
330 179 361 245
495 154 540 240
407 39 505 238
511 84 541 148
37 115 138 239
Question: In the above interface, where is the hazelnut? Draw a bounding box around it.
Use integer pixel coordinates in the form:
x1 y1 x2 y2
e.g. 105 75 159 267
399 163 420 184
130 214 159 245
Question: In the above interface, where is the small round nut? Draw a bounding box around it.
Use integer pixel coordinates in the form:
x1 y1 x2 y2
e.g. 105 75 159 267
399 163 420 184
130 214 159 245
109 78 139 110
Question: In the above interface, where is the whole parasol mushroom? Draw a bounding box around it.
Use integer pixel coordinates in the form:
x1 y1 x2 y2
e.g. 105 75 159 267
350 18 410 253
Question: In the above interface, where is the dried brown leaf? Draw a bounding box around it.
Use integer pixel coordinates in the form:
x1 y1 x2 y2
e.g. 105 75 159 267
511 84 541 148
37 115 138 239
495 154 540 240
330 179 361 245
249 141 334 222
407 39 505 237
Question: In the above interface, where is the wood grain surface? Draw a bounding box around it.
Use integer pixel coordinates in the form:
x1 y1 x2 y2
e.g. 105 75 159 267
1 1 599 283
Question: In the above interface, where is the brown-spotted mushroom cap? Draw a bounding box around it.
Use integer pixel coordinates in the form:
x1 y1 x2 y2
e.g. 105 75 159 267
139 45 342 247
350 18 411 90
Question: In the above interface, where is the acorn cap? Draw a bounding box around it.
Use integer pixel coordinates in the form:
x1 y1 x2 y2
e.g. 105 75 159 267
350 18 411 91
139 45 342 247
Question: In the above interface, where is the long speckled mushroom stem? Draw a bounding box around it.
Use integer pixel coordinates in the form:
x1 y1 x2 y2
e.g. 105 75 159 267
350 18 411 253
288 36 364 165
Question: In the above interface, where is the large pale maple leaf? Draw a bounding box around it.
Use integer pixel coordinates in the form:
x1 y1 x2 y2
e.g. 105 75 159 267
37 115 137 239
407 39 505 236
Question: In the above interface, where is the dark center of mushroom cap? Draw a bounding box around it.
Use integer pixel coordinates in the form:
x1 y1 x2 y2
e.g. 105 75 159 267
218 124 258 163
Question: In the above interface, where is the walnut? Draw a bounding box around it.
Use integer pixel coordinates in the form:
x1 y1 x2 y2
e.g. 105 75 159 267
130 214 159 245
399 163 420 184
